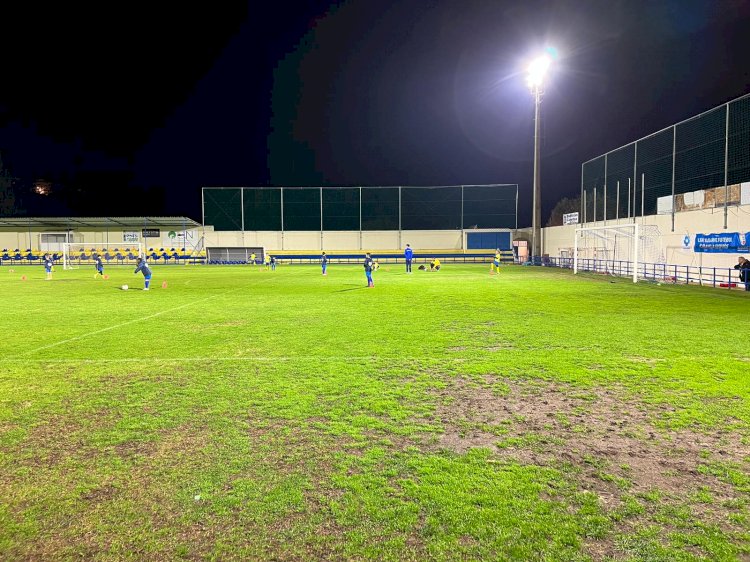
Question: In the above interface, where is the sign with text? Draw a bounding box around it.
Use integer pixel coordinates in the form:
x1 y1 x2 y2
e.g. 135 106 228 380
142 229 161 238
562 212 579 225
694 232 750 253
162 230 195 247
123 231 139 243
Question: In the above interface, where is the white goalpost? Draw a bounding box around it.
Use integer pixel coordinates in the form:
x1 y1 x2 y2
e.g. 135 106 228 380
573 223 665 283
62 243 144 270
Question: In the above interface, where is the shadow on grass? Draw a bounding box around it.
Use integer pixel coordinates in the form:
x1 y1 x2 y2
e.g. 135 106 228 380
334 285 368 293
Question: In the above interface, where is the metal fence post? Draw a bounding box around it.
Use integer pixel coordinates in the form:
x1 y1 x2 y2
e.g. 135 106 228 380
724 102 730 230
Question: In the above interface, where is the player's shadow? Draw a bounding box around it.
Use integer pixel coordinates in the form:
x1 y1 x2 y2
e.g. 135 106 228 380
335 285 368 292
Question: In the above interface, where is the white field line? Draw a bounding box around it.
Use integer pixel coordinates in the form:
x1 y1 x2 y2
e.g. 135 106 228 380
1 356 413 364
19 287 246 357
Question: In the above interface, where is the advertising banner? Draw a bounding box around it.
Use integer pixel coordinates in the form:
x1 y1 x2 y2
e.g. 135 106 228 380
694 232 750 253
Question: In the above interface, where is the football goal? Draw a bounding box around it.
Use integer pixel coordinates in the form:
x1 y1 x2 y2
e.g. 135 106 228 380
62 243 144 270
573 223 664 283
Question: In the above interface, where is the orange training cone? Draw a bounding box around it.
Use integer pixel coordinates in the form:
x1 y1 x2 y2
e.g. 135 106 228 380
162 281 168 289
21 275 26 281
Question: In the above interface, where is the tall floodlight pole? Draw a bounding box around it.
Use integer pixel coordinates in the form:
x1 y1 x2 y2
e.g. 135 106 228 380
526 54 552 262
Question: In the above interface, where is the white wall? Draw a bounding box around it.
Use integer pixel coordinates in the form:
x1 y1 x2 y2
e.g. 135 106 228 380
323 231 360 250
362 231 400 249
543 204 750 269
203 229 465 251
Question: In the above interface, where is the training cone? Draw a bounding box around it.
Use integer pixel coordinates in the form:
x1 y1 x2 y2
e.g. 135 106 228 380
21 275 26 281
103 275 109 280
162 281 168 289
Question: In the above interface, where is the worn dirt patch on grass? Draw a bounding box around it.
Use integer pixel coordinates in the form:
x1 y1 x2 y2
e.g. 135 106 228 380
1 415 349 561
427 376 750 559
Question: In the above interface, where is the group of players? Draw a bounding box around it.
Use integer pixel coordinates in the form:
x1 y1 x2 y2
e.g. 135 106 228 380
41 252 153 290
39 246 505 290
318 244 504 287
247 252 277 270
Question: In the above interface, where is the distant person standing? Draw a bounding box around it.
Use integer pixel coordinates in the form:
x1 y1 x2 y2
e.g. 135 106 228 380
490 249 501 274
321 252 328 276
270 255 276 271
735 256 750 291
404 244 414 273
94 254 104 279
364 252 374 287
43 253 53 280
263 253 270 270
250 252 257 265
134 257 152 291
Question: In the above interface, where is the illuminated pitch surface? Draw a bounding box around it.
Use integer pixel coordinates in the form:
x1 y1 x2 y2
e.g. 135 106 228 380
1 264 747 560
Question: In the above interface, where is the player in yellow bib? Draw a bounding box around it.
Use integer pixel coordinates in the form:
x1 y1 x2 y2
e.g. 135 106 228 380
490 249 501 274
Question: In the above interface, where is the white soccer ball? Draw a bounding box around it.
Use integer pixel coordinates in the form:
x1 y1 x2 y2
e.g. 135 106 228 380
121 284 129 291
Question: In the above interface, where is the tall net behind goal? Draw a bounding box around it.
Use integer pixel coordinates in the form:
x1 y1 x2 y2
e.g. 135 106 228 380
573 224 664 282
63 243 144 270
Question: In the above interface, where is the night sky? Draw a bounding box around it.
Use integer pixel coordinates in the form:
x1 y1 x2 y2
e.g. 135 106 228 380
1 0 749 226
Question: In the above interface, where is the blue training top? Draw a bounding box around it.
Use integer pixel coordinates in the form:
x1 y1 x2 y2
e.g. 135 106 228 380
134 261 152 277
404 247 413 260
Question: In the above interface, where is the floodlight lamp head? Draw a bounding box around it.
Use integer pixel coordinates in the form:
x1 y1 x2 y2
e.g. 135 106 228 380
526 55 551 91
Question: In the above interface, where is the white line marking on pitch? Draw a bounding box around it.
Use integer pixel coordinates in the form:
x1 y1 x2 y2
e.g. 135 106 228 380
1 356 405 364
19 287 246 357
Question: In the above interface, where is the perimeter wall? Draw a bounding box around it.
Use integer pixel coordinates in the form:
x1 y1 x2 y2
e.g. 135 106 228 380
542 203 750 269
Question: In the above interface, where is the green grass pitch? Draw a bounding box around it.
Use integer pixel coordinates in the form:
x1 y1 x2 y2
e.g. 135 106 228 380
1 263 749 560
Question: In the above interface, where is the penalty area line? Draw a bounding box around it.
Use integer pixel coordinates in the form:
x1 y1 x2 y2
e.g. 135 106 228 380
19 287 245 357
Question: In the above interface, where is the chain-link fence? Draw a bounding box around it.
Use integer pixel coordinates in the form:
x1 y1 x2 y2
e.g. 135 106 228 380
202 185 518 232
581 93 750 228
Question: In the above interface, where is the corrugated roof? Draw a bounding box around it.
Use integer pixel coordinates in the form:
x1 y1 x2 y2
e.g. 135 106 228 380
0 217 201 229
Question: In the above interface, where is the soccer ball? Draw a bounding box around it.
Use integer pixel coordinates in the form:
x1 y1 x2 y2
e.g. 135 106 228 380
121 284 129 291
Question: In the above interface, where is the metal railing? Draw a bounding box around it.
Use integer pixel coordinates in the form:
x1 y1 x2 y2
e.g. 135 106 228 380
530 256 748 289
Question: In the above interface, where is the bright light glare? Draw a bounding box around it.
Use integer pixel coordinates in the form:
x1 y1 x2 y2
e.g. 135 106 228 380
526 55 551 89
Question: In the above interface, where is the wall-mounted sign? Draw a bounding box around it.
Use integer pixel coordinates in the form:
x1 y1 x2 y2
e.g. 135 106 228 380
123 231 139 243
563 212 579 225
142 229 161 238
694 232 750 253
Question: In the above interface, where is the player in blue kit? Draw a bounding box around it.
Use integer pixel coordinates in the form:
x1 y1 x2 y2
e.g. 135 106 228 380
404 244 413 273
134 257 152 291
364 252 374 287
321 252 328 276
94 255 104 279
43 253 54 280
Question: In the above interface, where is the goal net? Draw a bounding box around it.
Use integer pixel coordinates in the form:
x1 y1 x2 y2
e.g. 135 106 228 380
573 224 665 283
62 243 144 270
